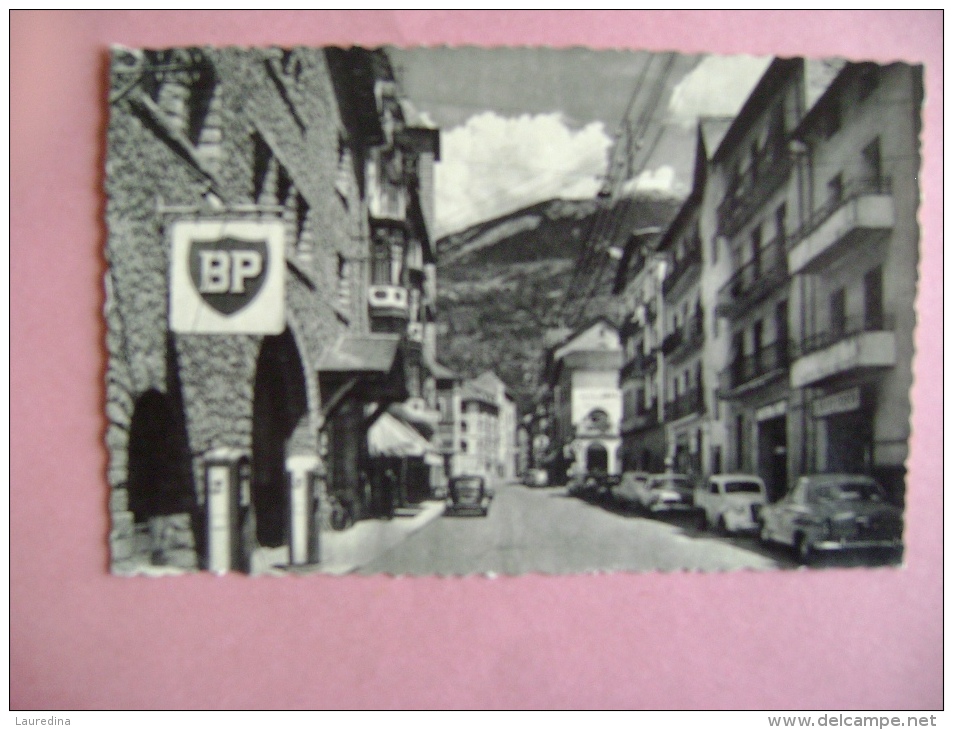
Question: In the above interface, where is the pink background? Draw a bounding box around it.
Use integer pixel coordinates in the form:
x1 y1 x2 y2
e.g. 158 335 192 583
10 11 942 709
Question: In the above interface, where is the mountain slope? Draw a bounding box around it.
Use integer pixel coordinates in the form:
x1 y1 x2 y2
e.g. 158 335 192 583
435 194 682 413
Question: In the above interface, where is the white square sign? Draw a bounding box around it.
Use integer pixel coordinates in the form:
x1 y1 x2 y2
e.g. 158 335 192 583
169 219 285 334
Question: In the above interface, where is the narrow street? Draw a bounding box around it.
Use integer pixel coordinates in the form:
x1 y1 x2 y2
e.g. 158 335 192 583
360 480 798 575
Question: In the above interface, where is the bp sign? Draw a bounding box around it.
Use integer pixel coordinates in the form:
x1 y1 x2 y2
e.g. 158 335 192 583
169 219 285 334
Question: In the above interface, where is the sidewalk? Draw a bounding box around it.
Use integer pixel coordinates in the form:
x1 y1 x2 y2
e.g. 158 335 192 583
303 500 445 575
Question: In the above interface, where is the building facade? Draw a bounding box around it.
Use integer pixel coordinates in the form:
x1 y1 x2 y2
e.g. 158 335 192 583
610 57 920 508
105 47 440 574
470 371 519 481
784 61 922 504
709 58 810 500
543 319 623 482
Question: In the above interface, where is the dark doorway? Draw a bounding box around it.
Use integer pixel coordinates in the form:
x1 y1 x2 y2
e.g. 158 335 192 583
251 329 309 547
127 389 195 522
585 443 608 473
826 410 873 475
757 416 788 501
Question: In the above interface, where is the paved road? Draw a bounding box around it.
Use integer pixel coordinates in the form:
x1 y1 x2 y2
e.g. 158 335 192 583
359 480 801 575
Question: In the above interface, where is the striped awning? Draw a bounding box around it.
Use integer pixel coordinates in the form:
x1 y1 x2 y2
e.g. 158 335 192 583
368 412 434 458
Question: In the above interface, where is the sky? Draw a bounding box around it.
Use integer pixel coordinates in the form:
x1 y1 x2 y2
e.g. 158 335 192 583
388 47 771 238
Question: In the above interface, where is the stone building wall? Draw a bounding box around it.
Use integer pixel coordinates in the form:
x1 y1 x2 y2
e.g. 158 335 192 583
104 47 366 572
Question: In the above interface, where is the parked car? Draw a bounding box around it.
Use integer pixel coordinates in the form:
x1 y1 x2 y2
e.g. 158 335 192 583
445 475 494 516
633 473 695 513
695 474 767 534
759 474 903 563
612 471 649 506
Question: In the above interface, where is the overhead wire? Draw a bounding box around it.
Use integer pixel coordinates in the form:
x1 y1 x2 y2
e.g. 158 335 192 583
552 54 658 328
568 51 679 329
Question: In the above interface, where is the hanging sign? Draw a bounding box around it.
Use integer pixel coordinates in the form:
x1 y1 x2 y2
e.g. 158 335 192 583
169 219 285 334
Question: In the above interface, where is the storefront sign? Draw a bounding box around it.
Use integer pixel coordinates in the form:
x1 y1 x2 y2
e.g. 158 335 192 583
170 219 285 334
813 387 861 418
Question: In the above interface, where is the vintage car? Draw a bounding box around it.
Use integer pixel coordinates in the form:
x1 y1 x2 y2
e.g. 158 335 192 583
522 468 549 488
694 474 767 534
759 474 903 563
445 475 494 516
633 473 695 513
612 471 649 507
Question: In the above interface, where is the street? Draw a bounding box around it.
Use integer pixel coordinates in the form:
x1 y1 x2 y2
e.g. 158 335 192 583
359 480 800 575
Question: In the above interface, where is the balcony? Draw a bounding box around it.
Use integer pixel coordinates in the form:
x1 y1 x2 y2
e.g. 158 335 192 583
621 398 659 434
367 172 408 223
368 285 409 319
717 150 793 238
790 313 896 388
664 312 704 363
718 340 791 398
787 178 893 275
716 238 789 318
662 238 702 298
620 348 656 379
665 388 705 422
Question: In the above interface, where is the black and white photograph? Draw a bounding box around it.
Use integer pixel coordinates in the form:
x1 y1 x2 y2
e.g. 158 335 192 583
103 45 922 576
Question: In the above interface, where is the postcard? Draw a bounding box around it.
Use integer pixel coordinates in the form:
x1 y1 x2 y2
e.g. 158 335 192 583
104 46 921 575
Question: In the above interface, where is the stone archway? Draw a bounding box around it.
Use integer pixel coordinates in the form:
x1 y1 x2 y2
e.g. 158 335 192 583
585 442 609 473
251 328 309 548
127 388 194 523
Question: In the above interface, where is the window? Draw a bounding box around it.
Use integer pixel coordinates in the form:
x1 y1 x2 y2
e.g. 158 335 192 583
775 203 787 243
864 266 884 330
460 440 468 453
438 396 451 423
460 421 467 433
735 415 745 471
862 138 882 186
830 288 846 336
827 174 843 205
750 225 762 276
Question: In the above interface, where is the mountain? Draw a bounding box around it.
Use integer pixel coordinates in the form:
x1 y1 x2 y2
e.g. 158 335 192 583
435 193 682 414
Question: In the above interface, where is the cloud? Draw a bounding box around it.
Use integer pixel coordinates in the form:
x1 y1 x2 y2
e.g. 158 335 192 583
621 165 687 197
435 112 612 237
667 55 772 128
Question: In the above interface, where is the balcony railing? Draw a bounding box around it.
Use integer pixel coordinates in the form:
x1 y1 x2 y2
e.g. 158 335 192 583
665 388 705 422
622 398 659 433
661 311 704 359
792 312 895 360
719 340 791 395
786 177 894 275
621 348 656 378
717 149 793 238
662 238 702 297
790 313 896 388
716 237 789 318
661 328 683 356
368 284 409 318
788 177 892 252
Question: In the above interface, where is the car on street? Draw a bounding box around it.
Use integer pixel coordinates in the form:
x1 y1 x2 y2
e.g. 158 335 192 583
522 468 549 488
695 474 767 534
612 471 649 507
445 475 494 516
633 473 695 513
759 474 903 563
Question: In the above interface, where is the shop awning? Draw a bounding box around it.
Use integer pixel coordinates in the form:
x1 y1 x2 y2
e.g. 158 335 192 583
368 412 436 458
317 335 409 422
318 334 402 373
